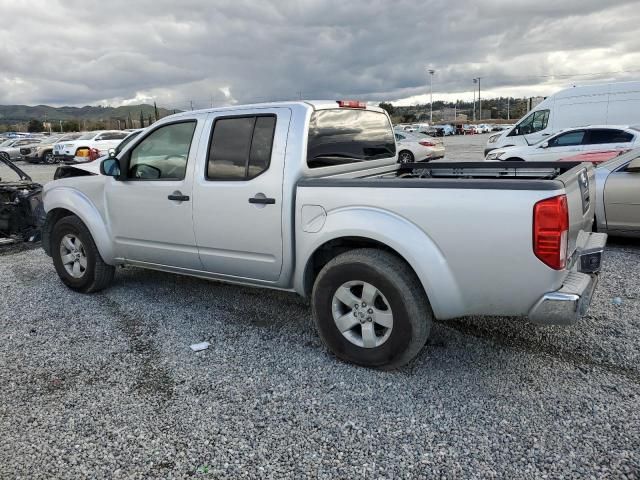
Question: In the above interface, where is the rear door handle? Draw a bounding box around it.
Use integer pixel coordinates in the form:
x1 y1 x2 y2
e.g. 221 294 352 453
168 193 190 201
248 196 275 205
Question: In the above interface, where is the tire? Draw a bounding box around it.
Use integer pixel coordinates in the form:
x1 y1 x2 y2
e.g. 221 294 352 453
505 157 524 162
0 152 9 161
311 248 432 369
42 150 55 164
51 215 115 293
398 150 414 164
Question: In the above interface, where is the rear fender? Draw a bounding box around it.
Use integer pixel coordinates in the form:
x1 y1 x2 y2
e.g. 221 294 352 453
295 206 465 319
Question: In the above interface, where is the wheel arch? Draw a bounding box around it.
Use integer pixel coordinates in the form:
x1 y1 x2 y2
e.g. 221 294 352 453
295 207 465 319
43 188 115 263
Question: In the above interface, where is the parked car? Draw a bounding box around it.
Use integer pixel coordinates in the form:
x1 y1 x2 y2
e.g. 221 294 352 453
0 137 42 161
395 132 444 162
0 154 43 242
426 125 455 137
593 148 640 237
55 130 129 163
21 135 81 164
485 81 640 155
84 129 145 163
41 100 606 369
485 126 639 162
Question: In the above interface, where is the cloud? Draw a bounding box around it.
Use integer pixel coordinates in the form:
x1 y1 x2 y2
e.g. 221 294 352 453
0 0 638 108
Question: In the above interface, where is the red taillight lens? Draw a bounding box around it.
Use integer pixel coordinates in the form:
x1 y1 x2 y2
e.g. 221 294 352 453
533 195 569 270
337 100 366 109
419 141 436 147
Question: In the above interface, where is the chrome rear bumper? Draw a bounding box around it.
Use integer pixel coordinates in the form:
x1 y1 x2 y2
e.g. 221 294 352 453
528 232 607 326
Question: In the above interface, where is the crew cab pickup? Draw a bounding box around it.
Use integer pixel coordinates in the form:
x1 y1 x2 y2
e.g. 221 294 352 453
41 101 607 369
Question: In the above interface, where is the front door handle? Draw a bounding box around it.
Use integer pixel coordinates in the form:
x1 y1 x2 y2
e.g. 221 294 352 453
168 193 190 201
249 196 275 205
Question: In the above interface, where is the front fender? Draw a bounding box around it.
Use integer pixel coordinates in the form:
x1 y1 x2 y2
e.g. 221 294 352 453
43 186 115 264
295 206 465 320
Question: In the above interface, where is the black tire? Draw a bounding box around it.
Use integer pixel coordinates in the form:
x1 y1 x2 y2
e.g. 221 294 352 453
398 150 414 164
505 157 524 162
51 215 115 293
42 150 55 164
311 248 432 369
0 152 9 161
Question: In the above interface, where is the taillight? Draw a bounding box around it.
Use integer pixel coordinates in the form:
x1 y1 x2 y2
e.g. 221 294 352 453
533 195 569 270
419 141 436 147
337 100 366 109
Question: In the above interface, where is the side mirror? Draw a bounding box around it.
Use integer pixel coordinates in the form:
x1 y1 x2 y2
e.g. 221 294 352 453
100 158 121 178
540 141 549 149
108 148 116 158
626 157 640 172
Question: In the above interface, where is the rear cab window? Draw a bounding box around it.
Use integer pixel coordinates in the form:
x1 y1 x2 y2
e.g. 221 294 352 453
307 109 395 168
584 129 634 144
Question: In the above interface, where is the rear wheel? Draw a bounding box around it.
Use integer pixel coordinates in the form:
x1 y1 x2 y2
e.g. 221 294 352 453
505 157 524 162
311 249 432 369
398 150 414 164
52 216 115 293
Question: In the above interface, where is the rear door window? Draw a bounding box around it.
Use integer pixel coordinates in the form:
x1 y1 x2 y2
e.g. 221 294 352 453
584 129 634 144
307 109 395 168
207 115 277 180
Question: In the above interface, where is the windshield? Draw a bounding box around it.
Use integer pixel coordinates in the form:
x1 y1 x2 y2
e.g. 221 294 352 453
307 109 395 168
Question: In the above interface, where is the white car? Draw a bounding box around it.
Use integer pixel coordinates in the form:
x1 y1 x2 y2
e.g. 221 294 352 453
55 130 129 163
395 131 445 163
485 126 640 162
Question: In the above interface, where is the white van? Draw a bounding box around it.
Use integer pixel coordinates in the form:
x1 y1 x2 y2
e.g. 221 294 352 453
485 81 640 155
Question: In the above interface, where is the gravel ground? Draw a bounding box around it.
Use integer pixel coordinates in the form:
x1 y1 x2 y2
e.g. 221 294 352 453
0 241 639 479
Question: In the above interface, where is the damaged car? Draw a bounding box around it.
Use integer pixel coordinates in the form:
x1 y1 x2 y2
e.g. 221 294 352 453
0 155 44 245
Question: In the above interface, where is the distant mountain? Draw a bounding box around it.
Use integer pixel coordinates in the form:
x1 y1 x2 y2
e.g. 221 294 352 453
0 104 178 124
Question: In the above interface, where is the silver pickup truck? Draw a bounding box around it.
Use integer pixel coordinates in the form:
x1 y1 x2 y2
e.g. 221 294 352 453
41 100 606 369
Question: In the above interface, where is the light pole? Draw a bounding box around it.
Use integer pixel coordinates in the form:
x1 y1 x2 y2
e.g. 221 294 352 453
477 77 482 121
427 69 435 124
472 79 476 121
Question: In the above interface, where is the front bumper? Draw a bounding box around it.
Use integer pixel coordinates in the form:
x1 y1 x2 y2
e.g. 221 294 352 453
54 154 74 163
528 232 607 326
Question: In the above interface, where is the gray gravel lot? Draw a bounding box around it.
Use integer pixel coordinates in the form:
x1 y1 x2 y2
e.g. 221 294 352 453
1 137 638 479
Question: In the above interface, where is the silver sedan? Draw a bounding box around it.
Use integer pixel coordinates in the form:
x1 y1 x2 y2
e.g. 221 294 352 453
595 148 640 237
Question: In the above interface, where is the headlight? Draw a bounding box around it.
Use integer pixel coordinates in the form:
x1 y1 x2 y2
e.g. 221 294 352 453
486 151 505 160
488 134 500 143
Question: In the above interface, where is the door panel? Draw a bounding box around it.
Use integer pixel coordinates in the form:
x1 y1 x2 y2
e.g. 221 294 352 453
105 119 203 269
604 170 640 232
192 108 291 281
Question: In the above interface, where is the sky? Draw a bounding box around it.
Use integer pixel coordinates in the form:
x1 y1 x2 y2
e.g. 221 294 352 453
1 0 639 109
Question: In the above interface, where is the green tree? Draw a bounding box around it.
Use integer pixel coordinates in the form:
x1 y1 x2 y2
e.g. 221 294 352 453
27 119 44 132
139 110 145 128
154 101 160 122
148 114 153 126
378 102 395 116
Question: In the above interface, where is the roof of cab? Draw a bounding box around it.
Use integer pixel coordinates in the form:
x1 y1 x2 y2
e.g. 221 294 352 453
168 100 385 119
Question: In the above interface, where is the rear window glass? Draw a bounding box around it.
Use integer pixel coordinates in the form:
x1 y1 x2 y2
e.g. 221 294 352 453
307 109 395 168
586 129 633 144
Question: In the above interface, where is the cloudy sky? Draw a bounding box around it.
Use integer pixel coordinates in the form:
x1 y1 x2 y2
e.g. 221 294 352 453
1 0 639 109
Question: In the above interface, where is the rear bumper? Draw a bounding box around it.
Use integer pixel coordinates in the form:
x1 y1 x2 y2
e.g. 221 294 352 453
528 232 607 326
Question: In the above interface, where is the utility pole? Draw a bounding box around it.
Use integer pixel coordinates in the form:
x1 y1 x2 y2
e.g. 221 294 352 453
507 97 510 120
427 69 435 124
477 77 482 121
190 100 194 111
472 80 476 121
297 91 302 100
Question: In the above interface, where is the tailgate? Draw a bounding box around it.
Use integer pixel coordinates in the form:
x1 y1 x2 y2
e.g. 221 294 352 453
557 163 595 260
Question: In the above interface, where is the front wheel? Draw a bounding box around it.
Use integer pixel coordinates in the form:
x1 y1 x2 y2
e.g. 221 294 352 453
505 157 525 162
311 249 432 369
51 216 115 293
